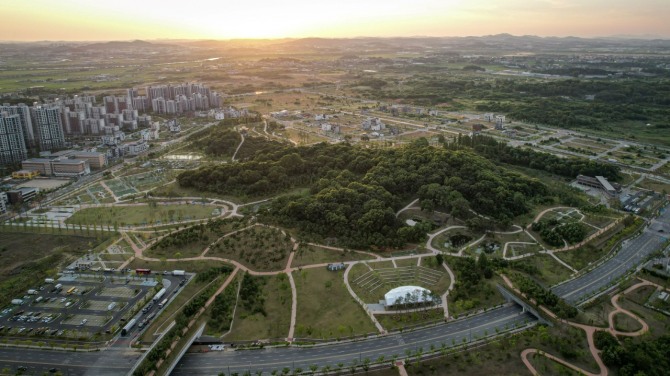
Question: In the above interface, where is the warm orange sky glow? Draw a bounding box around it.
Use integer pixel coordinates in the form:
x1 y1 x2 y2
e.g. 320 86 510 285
2 0 669 41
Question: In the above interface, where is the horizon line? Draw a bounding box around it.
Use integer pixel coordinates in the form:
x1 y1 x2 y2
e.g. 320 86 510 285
2 33 670 43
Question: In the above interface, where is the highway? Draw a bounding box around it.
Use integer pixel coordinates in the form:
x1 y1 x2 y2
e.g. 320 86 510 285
553 208 670 304
0 346 140 376
173 304 535 375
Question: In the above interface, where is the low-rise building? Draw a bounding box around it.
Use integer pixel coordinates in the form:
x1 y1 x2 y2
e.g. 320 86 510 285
21 158 53 175
576 175 619 197
51 159 90 177
7 187 38 204
11 169 40 179
362 117 385 131
124 141 149 155
72 151 107 170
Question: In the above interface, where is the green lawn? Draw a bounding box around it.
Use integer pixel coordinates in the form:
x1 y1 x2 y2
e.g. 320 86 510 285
395 258 420 268
294 268 376 339
510 254 574 287
291 244 374 267
66 204 218 227
376 308 444 332
554 245 609 272
225 274 292 341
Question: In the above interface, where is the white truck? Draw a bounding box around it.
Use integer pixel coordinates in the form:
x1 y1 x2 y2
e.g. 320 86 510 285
172 270 185 276
44 278 55 284
27 289 38 295
152 288 167 302
11 299 24 305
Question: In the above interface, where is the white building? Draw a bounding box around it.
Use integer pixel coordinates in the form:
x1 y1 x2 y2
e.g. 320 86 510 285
362 117 385 131
124 141 149 155
384 286 434 307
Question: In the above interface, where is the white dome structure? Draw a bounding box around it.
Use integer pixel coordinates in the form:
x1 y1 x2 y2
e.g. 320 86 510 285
384 286 433 307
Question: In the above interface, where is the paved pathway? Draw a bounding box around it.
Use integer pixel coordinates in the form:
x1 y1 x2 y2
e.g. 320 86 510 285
510 276 666 376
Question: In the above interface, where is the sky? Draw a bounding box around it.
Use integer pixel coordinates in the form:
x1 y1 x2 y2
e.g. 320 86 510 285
2 0 669 41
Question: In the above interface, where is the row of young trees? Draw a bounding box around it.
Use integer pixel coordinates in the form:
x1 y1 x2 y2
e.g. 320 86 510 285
451 134 621 181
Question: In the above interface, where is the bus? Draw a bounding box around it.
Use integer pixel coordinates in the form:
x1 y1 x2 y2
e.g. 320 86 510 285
158 298 168 309
66 287 76 294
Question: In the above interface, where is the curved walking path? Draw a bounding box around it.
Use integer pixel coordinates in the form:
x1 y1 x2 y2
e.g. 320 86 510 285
509 275 665 376
231 133 245 162
395 198 420 218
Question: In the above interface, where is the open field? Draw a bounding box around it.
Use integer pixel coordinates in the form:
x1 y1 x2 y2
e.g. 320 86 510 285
0 232 108 308
225 274 292 341
206 225 293 271
402 325 597 376
376 308 444 332
294 268 376 339
554 244 610 272
510 254 574 287
66 204 218 227
636 178 670 194
291 244 374 267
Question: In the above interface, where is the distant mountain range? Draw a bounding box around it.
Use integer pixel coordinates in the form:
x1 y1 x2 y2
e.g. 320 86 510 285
2 34 669 55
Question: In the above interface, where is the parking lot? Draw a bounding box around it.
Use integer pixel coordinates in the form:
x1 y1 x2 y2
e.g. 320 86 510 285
0 271 184 342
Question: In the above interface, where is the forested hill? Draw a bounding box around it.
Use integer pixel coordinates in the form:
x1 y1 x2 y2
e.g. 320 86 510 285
179 139 560 248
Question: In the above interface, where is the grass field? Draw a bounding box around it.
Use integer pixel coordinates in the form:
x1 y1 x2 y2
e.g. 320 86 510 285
66 204 217 227
527 353 581 376
291 244 374 267
294 268 376 339
206 225 293 271
376 308 444 332
636 178 670 194
0 231 111 307
554 244 610 272
612 312 644 332
395 258 420 268
402 324 597 376
225 274 292 341
510 254 574 287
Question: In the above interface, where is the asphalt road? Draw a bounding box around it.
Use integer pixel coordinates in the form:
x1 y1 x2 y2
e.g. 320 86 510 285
173 304 535 375
0 347 140 376
553 209 670 304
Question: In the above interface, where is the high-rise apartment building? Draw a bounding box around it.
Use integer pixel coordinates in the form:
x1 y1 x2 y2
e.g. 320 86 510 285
0 103 35 148
0 112 28 166
30 106 65 151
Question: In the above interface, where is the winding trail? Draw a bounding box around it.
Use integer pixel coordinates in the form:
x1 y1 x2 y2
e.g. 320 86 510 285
508 275 666 376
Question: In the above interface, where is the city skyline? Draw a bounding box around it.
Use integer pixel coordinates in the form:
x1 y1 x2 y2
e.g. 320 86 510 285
2 0 670 41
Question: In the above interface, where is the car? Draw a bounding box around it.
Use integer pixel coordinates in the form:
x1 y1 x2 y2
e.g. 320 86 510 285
17 366 27 371
49 368 58 374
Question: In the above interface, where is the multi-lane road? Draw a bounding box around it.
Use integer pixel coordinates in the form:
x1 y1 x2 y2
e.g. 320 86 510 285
0 346 140 375
173 304 535 376
553 207 669 304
